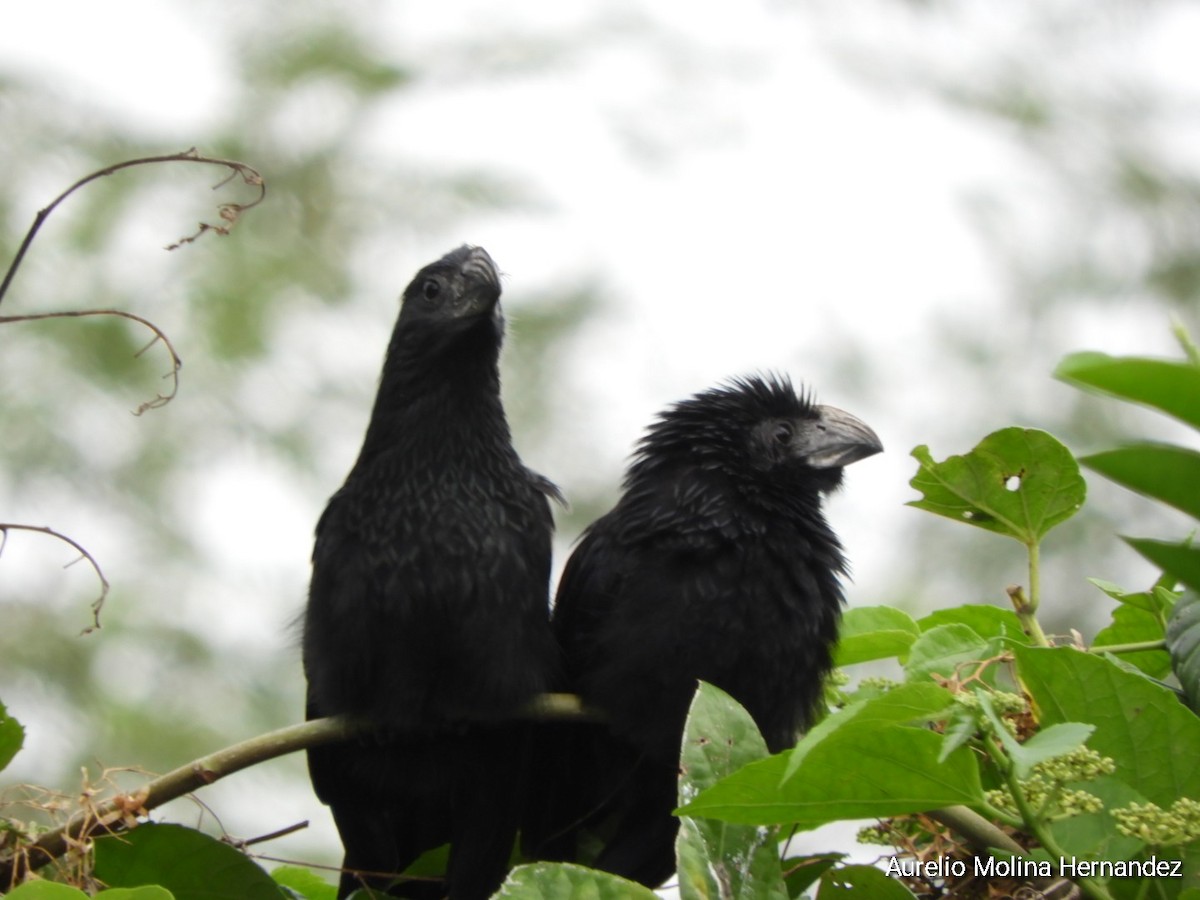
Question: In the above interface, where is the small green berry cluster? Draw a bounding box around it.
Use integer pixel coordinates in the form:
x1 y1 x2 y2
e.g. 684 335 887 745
1111 797 1200 846
986 747 1115 821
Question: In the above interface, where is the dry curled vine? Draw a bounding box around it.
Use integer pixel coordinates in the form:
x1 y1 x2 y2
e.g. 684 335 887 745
0 524 110 634
0 148 265 309
0 149 265 630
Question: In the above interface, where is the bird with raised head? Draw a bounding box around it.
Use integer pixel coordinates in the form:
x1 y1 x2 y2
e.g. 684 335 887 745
303 245 560 899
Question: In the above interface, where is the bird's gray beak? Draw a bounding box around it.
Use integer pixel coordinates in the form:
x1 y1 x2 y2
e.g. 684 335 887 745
461 246 501 291
458 246 503 318
804 405 883 469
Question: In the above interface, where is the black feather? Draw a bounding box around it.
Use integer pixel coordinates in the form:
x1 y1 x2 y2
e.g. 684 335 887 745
303 245 559 899
532 373 881 886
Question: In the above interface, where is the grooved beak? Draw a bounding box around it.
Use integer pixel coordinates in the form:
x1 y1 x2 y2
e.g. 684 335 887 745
461 246 501 292
806 406 883 469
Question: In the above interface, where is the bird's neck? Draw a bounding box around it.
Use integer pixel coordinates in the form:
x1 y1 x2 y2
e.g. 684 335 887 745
357 320 512 462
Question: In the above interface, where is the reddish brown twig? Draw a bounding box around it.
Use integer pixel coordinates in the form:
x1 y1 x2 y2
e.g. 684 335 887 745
0 524 110 632
0 309 182 414
0 148 265 309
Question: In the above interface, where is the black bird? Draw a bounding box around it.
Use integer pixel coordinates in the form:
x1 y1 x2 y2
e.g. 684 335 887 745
542 374 881 886
303 245 560 899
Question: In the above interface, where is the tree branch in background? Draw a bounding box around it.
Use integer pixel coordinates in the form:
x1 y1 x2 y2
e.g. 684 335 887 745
0 524 110 633
0 148 265 309
0 151 266 635
0 309 183 414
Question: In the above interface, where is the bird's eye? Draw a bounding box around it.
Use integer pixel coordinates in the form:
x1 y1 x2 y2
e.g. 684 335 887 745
421 279 441 301
772 422 793 445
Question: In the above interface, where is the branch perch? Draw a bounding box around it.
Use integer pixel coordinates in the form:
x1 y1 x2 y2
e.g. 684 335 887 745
0 694 593 885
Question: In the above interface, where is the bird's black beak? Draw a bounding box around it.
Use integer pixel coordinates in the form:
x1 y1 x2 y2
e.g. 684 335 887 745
456 246 502 318
803 406 883 469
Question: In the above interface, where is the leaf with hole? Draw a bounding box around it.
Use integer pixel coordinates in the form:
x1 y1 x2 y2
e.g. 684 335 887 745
909 428 1085 545
675 683 787 900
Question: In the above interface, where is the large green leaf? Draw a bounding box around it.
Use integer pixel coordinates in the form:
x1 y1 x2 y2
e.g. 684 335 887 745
1081 443 1200 520
496 863 658 899
1055 352 1200 431
1166 591 1200 713
1014 647 1200 808
93 823 282 900
680 727 982 827
681 683 979 827
675 683 787 900
909 428 1085 544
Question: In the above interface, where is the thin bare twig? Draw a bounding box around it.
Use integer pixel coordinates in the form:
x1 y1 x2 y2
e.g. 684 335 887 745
0 148 266 309
0 309 182 414
0 524 110 633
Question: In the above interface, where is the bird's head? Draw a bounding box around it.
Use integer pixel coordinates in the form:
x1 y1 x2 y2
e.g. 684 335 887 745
397 244 503 331
633 374 882 496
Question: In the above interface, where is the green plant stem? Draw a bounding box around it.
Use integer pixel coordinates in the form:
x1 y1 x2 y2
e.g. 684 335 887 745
1009 582 1051 648
1087 639 1166 655
1172 320 1200 367
975 798 1025 830
927 805 1024 851
987 735 1116 900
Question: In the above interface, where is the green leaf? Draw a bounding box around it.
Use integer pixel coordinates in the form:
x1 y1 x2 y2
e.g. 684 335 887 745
816 864 919 899
4 887 170 900
93 823 282 900
1088 577 1178 617
905 623 995 685
1093 604 1173 679
781 854 843 897
676 683 787 899
271 865 337 900
495 863 659 899
1055 352 1200 431
2 885 90 899
834 606 921 666
783 683 955 781
978 691 1093 778
683 684 979 828
1166 591 1200 714
1014 646 1200 807
917 605 1030 644
1126 538 1200 594
0 701 24 772
908 428 1085 544
1082 443 1200 520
